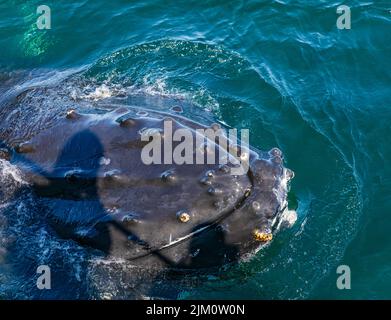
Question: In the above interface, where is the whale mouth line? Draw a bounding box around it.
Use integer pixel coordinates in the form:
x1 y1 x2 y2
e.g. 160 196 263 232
125 166 257 262
127 206 288 267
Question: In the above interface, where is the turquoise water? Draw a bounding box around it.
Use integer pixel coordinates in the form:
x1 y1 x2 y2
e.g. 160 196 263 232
0 0 390 299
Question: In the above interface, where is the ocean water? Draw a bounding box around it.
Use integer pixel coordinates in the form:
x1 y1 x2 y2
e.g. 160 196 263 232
0 0 390 299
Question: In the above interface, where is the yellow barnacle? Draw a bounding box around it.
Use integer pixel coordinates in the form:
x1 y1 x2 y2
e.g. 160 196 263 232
177 212 190 223
253 229 273 242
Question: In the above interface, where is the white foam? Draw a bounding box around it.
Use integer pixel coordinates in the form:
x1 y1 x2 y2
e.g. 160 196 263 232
81 84 113 101
0 159 27 186
277 209 298 230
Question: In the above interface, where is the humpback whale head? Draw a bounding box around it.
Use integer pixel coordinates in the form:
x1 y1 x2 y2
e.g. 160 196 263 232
2 101 295 271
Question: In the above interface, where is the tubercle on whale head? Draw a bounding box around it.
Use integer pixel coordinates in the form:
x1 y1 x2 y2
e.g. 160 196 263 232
65 109 79 120
0 147 11 161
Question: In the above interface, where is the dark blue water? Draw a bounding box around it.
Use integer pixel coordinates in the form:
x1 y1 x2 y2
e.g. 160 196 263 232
0 0 390 299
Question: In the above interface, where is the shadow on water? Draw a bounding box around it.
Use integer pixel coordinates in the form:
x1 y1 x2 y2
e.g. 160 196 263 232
1 129 239 299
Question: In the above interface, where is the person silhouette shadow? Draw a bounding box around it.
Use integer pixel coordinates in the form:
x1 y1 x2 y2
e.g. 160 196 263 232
5 130 175 263
6 130 113 254
1 129 241 299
